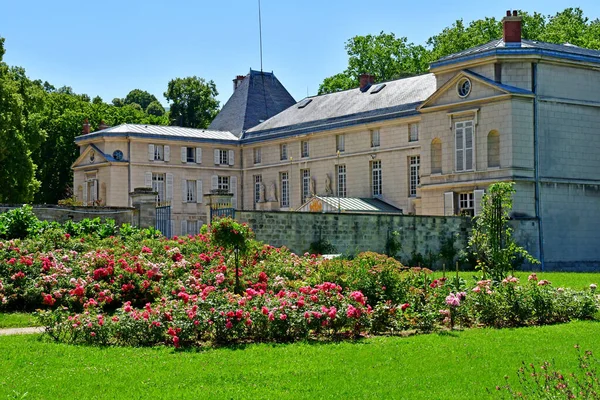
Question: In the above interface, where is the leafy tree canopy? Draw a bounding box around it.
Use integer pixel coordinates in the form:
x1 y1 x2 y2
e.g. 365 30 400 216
164 76 219 128
123 89 158 110
319 7 600 94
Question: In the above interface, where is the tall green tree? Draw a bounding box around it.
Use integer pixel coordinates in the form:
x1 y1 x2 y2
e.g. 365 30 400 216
124 89 158 110
0 37 43 202
146 100 165 116
164 76 219 128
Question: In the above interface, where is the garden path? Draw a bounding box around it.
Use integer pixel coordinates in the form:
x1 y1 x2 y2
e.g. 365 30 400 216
0 327 43 336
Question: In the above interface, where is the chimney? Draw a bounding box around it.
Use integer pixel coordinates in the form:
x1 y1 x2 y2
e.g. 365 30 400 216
502 10 522 46
82 118 90 135
359 73 375 92
98 120 109 131
233 75 246 91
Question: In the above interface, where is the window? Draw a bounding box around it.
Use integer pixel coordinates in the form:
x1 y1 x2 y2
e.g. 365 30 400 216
152 173 165 202
457 78 472 98
371 129 380 147
458 192 475 216
371 160 382 197
301 141 309 158
280 172 289 208
487 130 500 168
337 164 347 198
254 175 262 207
254 148 262 164
185 147 195 163
431 138 442 174
455 120 474 172
218 176 229 192
301 169 311 203
154 145 164 161
280 144 288 161
409 156 420 197
336 134 345 152
409 123 419 142
219 150 228 165
184 180 196 203
84 172 98 205
187 220 198 235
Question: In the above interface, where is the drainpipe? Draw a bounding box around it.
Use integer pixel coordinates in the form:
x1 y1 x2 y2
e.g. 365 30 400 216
532 63 545 270
127 136 132 207
240 147 244 212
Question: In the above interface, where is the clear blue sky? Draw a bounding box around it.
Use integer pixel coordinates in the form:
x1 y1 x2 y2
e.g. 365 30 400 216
2 0 599 107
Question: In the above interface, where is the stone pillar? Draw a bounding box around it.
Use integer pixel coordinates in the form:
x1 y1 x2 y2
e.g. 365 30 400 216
205 190 234 223
130 187 157 228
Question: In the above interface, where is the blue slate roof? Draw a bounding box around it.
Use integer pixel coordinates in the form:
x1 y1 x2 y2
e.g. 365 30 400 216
208 70 296 137
243 74 436 143
463 70 533 95
431 39 600 69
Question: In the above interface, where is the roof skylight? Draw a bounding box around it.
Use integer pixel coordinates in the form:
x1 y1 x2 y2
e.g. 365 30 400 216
370 84 386 94
297 98 312 108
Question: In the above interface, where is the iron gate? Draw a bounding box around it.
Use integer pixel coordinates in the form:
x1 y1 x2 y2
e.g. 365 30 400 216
210 205 235 220
155 201 172 238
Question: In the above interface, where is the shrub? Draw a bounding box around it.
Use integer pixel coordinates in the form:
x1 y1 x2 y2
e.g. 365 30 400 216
0 205 40 240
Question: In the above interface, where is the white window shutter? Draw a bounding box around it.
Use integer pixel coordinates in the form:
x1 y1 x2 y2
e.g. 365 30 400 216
465 125 473 171
148 144 155 161
164 145 170 162
181 179 187 203
196 180 203 203
214 149 219 165
166 173 173 201
231 176 238 209
211 175 218 190
228 150 234 166
444 192 455 216
181 147 187 163
181 220 188 236
196 148 202 164
170 220 174 238
455 127 464 171
145 172 152 188
83 183 88 204
474 189 485 216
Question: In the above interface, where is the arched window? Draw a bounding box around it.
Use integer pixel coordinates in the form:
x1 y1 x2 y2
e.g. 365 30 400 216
431 138 442 174
487 130 500 168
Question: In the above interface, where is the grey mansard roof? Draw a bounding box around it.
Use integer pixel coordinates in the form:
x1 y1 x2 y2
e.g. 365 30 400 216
74 124 239 144
208 70 296 137
243 73 436 142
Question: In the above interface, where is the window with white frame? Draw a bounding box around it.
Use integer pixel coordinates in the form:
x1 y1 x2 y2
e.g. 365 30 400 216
280 172 289 207
336 134 345 152
254 147 262 164
409 156 420 197
152 173 165 202
218 176 230 192
186 147 196 163
301 141 309 158
218 149 228 165
455 120 474 172
301 169 311 203
409 123 419 142
154 144 164 161
371 129 380 147
187 220 198 236
280 144 288 161
84 172 98 205
371 160 382 196
184 180 196 203
337 164 347 198
458 192 475 216
254 175 262 207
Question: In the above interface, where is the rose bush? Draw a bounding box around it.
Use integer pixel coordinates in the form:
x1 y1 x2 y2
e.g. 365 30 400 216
0 211 597 348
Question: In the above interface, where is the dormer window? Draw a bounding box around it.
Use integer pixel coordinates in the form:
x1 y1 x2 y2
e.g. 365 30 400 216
457 78 472 98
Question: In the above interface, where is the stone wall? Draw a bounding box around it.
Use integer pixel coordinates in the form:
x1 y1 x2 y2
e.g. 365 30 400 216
0 205 135 226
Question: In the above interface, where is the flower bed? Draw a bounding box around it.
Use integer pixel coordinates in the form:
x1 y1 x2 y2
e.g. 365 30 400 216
0 215 597 348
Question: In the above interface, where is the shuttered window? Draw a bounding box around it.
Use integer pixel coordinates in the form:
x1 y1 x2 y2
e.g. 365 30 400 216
455 121 474 171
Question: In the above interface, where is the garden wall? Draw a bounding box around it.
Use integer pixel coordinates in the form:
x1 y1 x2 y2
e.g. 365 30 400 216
237 211 542 269
0 205 135 226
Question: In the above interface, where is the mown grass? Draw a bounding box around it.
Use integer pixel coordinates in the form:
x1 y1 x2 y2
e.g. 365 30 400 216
0 321 598 399
434 271 599 290
0 313 41 329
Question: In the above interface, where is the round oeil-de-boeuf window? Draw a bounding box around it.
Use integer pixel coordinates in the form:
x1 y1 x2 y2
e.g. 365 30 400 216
457 78 472 98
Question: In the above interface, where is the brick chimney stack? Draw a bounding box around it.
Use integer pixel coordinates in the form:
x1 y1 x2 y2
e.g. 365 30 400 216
233 75 246 91
502 10 522 46
98 120 109 131
82 118 90 135
359 73 375 92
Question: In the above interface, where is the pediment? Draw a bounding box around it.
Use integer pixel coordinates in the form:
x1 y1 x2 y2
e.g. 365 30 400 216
418 70 515 111
72 145 108 168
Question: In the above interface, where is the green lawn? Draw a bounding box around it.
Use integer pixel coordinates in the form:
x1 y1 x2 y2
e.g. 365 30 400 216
0 312 41 329
434 271 599 290
1 321 598 399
